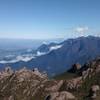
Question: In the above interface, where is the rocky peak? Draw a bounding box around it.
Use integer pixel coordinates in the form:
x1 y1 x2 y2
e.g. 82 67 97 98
68 63 81 73
0 67 49 100
0 67 14 79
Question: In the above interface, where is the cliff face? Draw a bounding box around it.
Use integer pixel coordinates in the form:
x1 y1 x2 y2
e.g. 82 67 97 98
0 57 100 100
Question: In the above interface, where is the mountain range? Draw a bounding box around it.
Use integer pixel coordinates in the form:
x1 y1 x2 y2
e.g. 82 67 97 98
0 36 100 76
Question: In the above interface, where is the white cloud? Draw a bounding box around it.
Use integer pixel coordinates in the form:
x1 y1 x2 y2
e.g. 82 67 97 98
49 45 63 51
75 26 89 34
36 51 47 56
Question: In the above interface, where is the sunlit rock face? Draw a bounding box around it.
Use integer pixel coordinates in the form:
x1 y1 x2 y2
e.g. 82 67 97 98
0 67 48 100
47 91 76 100
0 67 14 79
0 67 76 100
88 85 100 99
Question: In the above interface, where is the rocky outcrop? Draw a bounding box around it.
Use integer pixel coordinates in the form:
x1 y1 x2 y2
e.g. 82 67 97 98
68 63 81 73
65 58 100 90
82 68 93 79
0 67 48 100
0 67 75 100
0 67 14 79
89 85 100 99
91 85 100 92
0 67 76 100
65 77 82 90
81 58 100 75
45 80 63 92
46 91 75 100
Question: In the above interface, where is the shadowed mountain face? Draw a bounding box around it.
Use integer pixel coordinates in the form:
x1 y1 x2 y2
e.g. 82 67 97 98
1 36 100 76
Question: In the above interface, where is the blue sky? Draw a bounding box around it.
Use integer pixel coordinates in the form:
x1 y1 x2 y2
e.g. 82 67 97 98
0 0 100 39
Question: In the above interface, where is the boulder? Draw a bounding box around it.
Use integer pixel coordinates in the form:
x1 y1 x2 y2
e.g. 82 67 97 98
48 91 76 100
91 85 100 92
89 85 100 99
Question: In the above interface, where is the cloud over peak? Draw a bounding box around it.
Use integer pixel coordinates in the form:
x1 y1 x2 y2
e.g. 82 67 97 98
75 26 89 34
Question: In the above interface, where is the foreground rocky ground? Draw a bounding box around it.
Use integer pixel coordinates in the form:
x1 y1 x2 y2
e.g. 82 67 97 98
0 58 100 100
